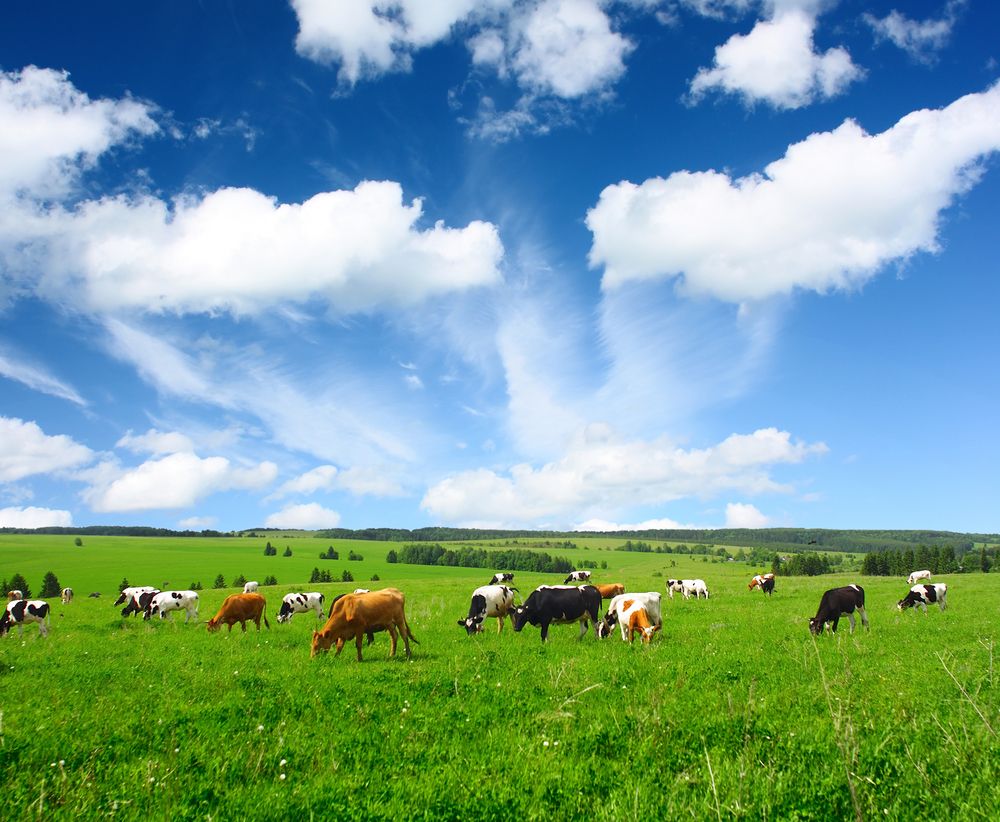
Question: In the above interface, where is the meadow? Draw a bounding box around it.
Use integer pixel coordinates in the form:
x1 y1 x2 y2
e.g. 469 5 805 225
0 533 998 820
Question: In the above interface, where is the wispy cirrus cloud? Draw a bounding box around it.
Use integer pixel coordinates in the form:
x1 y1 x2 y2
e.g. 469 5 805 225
0 347 86 406
864 0 966 64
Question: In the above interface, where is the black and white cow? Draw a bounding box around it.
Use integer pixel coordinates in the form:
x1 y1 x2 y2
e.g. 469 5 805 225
0 599 50 637
144 590 199 622
564 570 592 584
666 578 709 600
489 572 514 585
61 587 74 604
898 583 948 613
458 585 517 635
512 585 601 642
809 585 869 635
121 589 160 617
276 592 326 623
114 586 158 608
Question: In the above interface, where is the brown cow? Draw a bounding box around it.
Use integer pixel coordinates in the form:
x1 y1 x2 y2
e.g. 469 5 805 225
7 590 23 601
311 588 418 661
206 593 270 633
594 583 625 599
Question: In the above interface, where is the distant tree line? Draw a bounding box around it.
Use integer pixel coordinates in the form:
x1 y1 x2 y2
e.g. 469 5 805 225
0 526 231 537
389 544 576 574
860 544 991 576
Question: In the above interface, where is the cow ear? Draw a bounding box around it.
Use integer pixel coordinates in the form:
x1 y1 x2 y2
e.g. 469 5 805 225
456 620 465 626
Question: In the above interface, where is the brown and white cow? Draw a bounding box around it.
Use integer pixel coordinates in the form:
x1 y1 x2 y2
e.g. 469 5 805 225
594 583 625 599
748 573 775 595
206 593 270 632
6 590 23 601
311 588 418 661
625 602 661 644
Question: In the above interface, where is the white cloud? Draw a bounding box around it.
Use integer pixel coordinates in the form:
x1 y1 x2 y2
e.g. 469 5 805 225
864 0 966 64
404 373 424 390
509 0 633 99
688 8 861 109
117 428 195 456
0 416 94 482
0 505 73 528
0 66 157 202
0 348 86 406
264 501 341 529
82 452 277 512
573 516 700 531
270 465 339 498
724 501 770 527
422 424 826 525
20 181 503 316
587 82 1000 302
335 465 406 497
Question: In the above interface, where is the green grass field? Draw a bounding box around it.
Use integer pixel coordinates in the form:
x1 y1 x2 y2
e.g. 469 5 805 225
1 535 998 820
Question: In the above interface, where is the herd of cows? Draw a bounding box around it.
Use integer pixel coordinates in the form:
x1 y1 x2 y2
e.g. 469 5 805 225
0 565 950 655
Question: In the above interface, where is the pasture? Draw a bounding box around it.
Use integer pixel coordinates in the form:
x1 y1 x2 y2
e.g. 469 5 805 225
1 534 998 820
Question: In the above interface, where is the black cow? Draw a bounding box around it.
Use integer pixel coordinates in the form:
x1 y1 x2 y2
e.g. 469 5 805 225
121 590 159 618
489 572 514 585
761 576 775 596
809 585 869 635
0 599 50 637
512 585 602 642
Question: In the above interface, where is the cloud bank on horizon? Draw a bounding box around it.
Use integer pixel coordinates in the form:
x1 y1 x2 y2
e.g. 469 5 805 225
0 0 998 533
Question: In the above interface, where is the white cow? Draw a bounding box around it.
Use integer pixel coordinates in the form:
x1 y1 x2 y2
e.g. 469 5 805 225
0 600 50 637
458 585 518 634
61 587 74 604
597 592 663 641
666 578 709 600
907 569 932 585
144 591 200 622
243 581 259 594
276 592 326 623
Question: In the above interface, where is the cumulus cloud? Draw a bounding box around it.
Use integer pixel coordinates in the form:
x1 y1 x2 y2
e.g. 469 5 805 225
0 66 157 202
16 181 503 316
724 501 769 527
264 501 341 529
117 428 195 456
81 452 277 512
0 348 86 406
422 424 826 526
864 0 966 64
179 515 217 529
587 82 1000 302
270 465 339 499
0 505 73 528
688 7 861 109
573 516 701 531
0 416 94 482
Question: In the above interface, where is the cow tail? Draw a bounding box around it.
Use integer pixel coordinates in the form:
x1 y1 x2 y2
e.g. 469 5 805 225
263 612 271 630
403 616 419 645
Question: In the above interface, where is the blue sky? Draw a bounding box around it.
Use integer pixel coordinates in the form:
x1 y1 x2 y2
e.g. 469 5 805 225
1 0 998 533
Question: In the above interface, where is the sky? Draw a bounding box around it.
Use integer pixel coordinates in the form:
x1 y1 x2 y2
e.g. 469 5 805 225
0 0 998 534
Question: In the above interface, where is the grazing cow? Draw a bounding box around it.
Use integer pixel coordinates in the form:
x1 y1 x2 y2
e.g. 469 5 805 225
7 590 23 601
457 585 517 635
809 585 869 635
594 583 625 599
0 600 50 637
243 581 259 594
564 570 592 584
512 585 601 642
898 583 948 613
666 579 709 600
88 592 101 598
311 588 418 661
145 590 199 622
597 592 663 641
907 569 932 585
276 592 326 623
353 588 371 594
114 586 158 607
624 601 661 644
748 574 775 595
489 572 514 585
207 593 270 632
121 589 160 617
60 587 74 604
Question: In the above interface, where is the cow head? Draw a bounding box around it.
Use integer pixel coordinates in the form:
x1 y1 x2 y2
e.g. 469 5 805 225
457 616 484 635
808 617 823 635
511 605 532 632
311 629 335 657
595 612 617 639
897 595 919 611
206 618 222 632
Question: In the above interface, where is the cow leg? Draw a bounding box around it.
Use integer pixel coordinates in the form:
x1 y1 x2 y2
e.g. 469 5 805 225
335 638 345 657
39 620 48 638
920 601 928 614
399 621 412 659
355 633 364 662
577 619 588 640
539 620 550 642
496 616 504 634
846 612 856 633
387 623 398 658
858 606 869 630
830 616 840 633
241 619 248 633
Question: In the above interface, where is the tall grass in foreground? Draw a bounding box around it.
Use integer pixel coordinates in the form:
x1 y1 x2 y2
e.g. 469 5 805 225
0 539 997 819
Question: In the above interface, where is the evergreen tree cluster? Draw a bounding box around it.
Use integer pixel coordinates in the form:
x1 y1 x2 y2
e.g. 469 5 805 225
861 544 966 576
